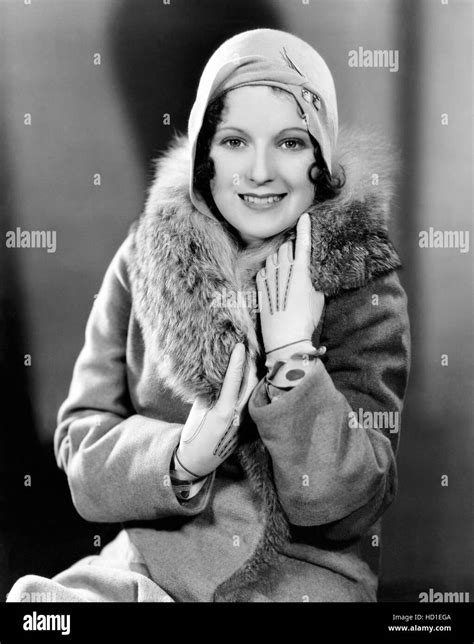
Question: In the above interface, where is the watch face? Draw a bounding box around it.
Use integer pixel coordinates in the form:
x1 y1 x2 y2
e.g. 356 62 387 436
170 478 192 501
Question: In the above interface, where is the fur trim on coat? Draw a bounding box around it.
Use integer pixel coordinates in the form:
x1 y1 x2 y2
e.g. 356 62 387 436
127 125 402 601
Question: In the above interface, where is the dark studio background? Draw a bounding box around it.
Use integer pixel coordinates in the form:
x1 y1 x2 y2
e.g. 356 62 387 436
0 0 472 602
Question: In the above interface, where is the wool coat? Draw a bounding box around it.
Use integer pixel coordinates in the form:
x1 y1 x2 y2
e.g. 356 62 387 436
52 125 410 602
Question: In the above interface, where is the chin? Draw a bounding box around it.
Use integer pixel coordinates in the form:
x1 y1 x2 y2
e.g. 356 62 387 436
238 225 284 244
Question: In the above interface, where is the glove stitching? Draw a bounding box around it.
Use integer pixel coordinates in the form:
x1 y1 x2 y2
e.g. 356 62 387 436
217 435 239 460
262 274 274 315
283 262 294 311
275 266 280 312
213 411 238 455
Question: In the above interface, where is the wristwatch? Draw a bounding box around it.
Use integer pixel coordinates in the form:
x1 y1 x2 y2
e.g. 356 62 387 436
264 346 326 401
169 474 194 501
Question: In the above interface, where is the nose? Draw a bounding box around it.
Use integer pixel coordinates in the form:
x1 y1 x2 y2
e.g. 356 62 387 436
247 145 275 185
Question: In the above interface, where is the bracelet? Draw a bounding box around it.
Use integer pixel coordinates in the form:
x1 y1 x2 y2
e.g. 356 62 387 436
172 445 206 481
265 339 313 355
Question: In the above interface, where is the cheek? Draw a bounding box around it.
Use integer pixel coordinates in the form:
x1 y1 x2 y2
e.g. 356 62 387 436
284 156 313 187
211 177 235 201
288 176 314 204
210 157 237 195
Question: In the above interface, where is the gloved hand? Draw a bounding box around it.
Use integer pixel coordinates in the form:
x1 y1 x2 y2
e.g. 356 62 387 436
256 212 325 371
173 343 258 479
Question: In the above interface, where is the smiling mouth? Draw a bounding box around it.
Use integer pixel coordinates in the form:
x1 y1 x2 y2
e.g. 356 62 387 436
238 193 286 207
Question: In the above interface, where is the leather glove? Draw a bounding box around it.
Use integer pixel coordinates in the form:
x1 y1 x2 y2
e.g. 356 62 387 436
174 343 258 479
256 212 325 371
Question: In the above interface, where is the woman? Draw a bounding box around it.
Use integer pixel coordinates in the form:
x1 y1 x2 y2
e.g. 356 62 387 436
7 28 410 603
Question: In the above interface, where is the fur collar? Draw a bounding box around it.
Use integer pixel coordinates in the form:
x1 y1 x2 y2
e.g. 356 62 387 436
127 126 401 601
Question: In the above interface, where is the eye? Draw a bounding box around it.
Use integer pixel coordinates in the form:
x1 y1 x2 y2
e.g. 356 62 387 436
221 138 245 149
280 138 306 150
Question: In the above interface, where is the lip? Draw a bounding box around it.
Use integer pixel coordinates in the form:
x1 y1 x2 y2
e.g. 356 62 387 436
238 193 287 211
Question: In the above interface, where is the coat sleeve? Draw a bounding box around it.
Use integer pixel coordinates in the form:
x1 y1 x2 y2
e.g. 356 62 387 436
54 236 215 524
248 270 410 538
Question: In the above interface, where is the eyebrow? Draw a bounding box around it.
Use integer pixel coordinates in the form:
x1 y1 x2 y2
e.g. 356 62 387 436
215 126 310 136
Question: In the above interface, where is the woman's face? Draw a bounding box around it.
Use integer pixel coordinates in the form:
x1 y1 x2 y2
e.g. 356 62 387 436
209 86 316 248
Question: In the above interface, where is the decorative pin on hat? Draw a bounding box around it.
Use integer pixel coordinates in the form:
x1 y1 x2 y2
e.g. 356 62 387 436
301 88 321 111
